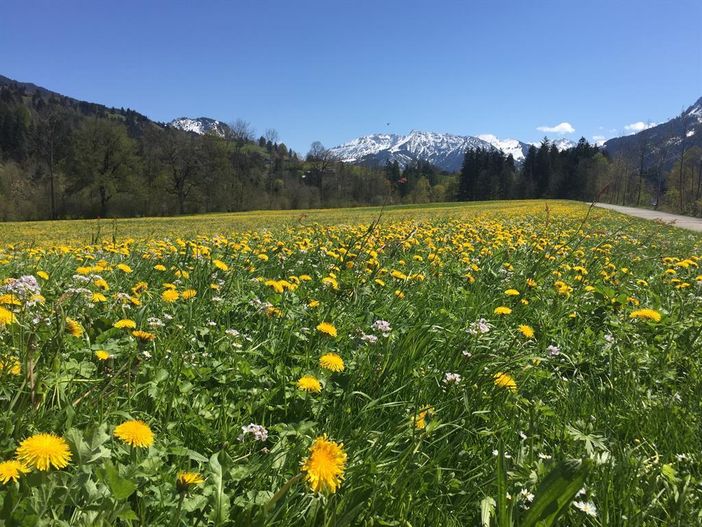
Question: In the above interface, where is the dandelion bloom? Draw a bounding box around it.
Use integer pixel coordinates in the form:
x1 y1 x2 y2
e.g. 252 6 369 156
181 289 197 300
132 330 156 342
177 471 205 492
0 307 17 326
630 309 661 322
114 319 136 329
297 375 322 393
518 324 535 339
316 322 337 337
504 289 520 296
213 259 229 271
116 263 133 273
65 318 84 337
114 420 154 448
494 306 512 316
36 271 49 280
301 435 347 494
414 405 435 430
319 353 345 372
1 357 21 376
494 372 517 392
308 299 320 308
16 433 72 471
0 460 30 483
154 264 167 271
91 292 107 302
95 350 110 361
162 289 179 302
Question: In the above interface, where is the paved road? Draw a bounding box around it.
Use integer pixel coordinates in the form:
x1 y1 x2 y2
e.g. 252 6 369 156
593 203 702 233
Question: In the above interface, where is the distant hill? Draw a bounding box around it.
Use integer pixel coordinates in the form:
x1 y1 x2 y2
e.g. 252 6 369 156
603 97 702 170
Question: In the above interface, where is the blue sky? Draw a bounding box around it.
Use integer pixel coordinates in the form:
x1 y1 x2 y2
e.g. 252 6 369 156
2 0 700 153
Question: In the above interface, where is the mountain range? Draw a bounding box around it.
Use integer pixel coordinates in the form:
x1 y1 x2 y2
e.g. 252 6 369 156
3 73 699 174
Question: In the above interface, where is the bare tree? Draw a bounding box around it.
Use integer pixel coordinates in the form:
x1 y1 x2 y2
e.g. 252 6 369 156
678 111 688 212
32 108 68 219
264 128 279 144
229 118 255 143
305 142 338 203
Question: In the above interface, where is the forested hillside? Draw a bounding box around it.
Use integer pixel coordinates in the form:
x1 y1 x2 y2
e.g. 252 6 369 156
1 75 701 220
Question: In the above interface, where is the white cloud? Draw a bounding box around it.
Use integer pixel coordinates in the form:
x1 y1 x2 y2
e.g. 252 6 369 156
592 135 606 146
623 121 657 134
537 122 575 134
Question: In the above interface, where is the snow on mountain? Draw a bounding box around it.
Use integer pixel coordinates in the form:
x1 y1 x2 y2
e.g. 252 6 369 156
168 117 231 137
329 131 501 172
477 134 530 162
530 138 577 151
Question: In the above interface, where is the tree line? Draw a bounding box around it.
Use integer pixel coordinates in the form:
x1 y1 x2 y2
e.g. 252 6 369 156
1 79 701 221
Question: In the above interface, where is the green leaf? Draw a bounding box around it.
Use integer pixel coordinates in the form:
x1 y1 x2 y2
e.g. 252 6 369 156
480 496 495 527
208 452 230 526
521 459 591 527
98 462 137 501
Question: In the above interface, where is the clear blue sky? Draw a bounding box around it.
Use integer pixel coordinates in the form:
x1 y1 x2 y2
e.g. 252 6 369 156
2 0 700 153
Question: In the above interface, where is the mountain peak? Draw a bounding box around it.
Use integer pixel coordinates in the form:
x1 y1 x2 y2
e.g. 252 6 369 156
329 131 531 171
168 117 230 137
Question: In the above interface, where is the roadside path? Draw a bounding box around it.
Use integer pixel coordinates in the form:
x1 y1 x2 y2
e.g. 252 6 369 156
593 203 702 233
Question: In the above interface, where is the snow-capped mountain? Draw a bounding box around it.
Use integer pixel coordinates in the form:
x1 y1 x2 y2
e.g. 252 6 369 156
330 131 507 172
530 138 577 151
168 117 231 138
603 96 702 170
477 134 530 162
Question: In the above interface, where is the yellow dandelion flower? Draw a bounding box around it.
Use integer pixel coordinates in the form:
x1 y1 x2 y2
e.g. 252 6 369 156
91 292 107 303
414 405 435 430
301 435 347 494
319 353 344 372
0 306 16 326
177 471 205 492
518 324 535 339
94 278 110 290
132 281 148 294
114 319 136 329
65 318 84 337
95 350 110 361
0 460 30 483
154 264 167 271
394 290 405 299
162 289 179 302
297 375 322 393
308 299 320 309
630 309 661 322
16 433 72 471
132 330 156 342
504 289 520 296
265 306 283 317
181 289 197 300
114 420 154 448
0 357 21 376
494 306 512 315
116 263 133 273
212 259 229 271
36 271 49 280
494 372 517 392
316 322 337 337
0 294 21 306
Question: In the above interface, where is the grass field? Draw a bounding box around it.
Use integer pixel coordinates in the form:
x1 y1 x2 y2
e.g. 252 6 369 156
0 200 701 526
